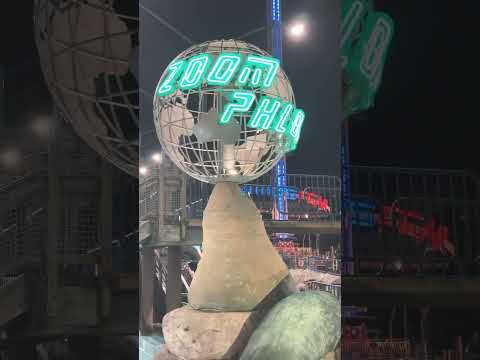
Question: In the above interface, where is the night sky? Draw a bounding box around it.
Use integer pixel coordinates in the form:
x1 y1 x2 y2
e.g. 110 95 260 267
350 1 477 171
1 0 52 152
3 0 478 175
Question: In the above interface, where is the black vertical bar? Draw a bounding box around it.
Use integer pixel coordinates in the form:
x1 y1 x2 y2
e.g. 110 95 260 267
394 172 401 261
368 171 373 197
381 172 388 269
463 174 472 268
420 175 428 273
436 175 446 261
353 166 359 195
341 119 353 274
475 179 480 263
449 175 458 270
409 174 419 274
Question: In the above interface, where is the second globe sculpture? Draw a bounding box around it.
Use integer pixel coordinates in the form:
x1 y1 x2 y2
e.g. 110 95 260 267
153 40 340 360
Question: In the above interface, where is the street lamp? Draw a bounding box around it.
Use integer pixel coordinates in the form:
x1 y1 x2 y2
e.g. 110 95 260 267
237 20 308 43
139 166 148 176
288 22 306 39
151 152 162 163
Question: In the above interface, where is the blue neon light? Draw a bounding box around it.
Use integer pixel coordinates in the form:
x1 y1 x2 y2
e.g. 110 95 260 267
350 198 376 227
241 184 298 200
270 0 287 220
272 0 280 21
241 185 304 201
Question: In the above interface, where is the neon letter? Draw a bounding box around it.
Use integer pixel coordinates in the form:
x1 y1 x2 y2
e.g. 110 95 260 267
206 53 242 86
273 102 294 133
236 55 280 89
179 54 212 90
360 15 394 89
156 59 186 97
218 91 255 125
287 109 305 150
247 96 282 129
341 0 367 67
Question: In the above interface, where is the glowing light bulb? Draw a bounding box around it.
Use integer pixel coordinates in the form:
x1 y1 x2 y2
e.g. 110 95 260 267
151 153 162 163
290 23 306 38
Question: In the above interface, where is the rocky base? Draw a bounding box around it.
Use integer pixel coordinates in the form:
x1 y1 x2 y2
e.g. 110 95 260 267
159 291 341 360
161 306 266 360
154 347 180 360
239 291 341 360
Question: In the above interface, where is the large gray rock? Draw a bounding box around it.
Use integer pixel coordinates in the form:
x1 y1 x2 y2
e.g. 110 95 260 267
162 306 266 359
155 347 180 360
323 344 341 360
239 291 341 360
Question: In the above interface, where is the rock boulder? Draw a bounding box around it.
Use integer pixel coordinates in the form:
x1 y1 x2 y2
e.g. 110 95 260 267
239 291 341 360
162 306 266 359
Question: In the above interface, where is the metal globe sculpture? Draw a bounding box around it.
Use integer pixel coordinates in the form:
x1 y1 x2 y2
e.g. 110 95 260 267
34 0 139 177
153 40 300 184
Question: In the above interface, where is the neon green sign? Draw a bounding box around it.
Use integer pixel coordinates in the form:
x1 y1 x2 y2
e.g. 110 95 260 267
156 52 305 151
179 54 212 90
341 0 394 115
218 91 255 125
206 53 242 86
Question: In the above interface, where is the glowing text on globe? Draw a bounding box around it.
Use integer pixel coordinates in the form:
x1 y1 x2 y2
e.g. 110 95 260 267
156 52 305 151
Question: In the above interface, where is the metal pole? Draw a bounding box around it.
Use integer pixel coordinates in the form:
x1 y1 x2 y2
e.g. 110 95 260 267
161 158 184 312
99 159 113 320
139 246 155 334
166 246 182 312
47 112 60 319
403 304 408 339
268 0 288 221
342 118 353 274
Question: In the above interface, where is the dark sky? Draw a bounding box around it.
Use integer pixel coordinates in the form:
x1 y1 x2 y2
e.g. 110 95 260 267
3 1 478 175
350 0 478 171
2 1 51 126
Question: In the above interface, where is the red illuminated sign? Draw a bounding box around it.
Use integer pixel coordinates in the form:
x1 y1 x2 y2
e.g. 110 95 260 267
378 205 455 255
298 191 331 212
275 240 299 255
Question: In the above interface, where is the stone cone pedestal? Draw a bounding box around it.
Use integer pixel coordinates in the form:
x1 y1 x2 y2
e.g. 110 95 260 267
188 182 290 312
158 182 294 360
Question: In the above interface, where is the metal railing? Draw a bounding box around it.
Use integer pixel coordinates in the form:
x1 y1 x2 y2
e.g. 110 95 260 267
139 176 159 221
342 338 411 359
139 173 342 222
0 274 25 291
347 166 480 275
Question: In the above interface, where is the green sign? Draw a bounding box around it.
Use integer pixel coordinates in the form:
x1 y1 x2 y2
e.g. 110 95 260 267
156 52 305 151
341 0 394 115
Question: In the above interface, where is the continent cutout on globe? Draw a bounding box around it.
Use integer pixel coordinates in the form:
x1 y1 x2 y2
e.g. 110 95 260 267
193 108 241 145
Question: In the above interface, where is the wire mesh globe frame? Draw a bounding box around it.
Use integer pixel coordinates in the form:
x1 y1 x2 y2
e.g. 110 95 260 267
34 0 139 177
153 40 296 184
